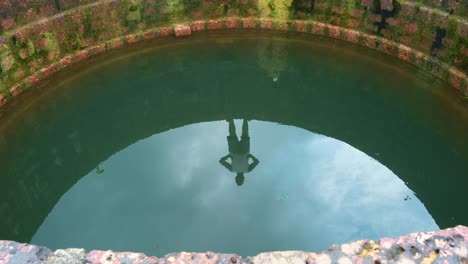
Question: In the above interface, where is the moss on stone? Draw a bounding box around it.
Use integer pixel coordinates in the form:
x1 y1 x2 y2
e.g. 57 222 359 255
27 40 36 56
166 0 184 21
0 45 16 74
258 0 293 19
42 32 58 52
0 79 5 92
0 0 464 96
446 18 457 39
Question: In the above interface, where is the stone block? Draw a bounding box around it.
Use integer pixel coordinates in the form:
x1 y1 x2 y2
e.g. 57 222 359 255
45 249 86 264
24 74 40 88
398 45 411 62
13 68 25 80
461 47 468 57
380 28 392 38
224 18 239 29
159 27 173 37
432 48 447 59
142 30 157 40
380 39 398 55
328 25 340 39
345 30 360 43
207 20 223 30
330 16 341 25
434 15 449 29
456 22 467 38
247 7 257 15
350 9 364 18
416 7 431 21
253 251 309 264
1 17 15 31
368 14 381 23
275 20 289 31
241 18 256 29
260 18 274 30
174 24 192 37
442 38 454 48
0 241 52 263
332 6 345 14
226 8 238 16
294 20 308 32
75 49 89 62
404 22 418 34
10 83 24 97
346 19 360 29
190 20 206 31
399 35 414 45
449 69 465 91
58 55 73 69
361 0 373 8
363 35 377 48
386 18 400 27
310 22 326 35
91 43 105 54
400 3 415 16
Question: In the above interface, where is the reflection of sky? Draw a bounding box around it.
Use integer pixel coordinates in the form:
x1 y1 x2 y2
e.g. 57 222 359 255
32 120 438 256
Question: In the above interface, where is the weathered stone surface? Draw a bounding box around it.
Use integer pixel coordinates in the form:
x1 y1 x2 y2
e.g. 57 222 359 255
361 0 373 8
381 0 393 11
174 24 192 37
0 226 467 264
306 225 468 264
86 250 154 264
44 249 85 264
0 240 52 263
252 251 309 264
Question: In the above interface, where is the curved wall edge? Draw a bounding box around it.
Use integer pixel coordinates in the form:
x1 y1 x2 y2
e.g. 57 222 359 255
0 17 467 110
0 0 467 108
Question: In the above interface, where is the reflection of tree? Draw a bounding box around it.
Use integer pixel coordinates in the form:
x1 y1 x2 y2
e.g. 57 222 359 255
257 39 288 81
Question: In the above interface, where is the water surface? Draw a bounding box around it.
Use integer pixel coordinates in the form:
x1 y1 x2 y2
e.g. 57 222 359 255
0 30 467 257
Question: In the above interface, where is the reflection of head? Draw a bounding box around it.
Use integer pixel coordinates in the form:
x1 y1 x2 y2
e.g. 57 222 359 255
236 173 245 186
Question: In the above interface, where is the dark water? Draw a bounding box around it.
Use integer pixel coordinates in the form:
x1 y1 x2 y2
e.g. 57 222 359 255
0 31 467 257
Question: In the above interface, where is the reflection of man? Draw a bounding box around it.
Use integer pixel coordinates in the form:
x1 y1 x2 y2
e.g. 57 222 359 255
219 119 259 186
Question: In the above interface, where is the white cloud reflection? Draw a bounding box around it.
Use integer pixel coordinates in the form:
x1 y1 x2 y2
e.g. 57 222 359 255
32 120 438 256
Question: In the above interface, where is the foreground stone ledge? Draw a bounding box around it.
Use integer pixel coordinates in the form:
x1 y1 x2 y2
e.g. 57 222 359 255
0 226 467 264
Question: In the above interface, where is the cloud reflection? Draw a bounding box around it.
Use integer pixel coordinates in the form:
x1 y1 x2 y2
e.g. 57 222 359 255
32 120 438 256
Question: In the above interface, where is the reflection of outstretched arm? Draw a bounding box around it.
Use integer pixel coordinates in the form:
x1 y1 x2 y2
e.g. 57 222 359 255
219 154 232 171
248 154 259 172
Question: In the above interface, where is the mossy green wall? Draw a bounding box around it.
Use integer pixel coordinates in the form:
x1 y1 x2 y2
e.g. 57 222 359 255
0 0 466 96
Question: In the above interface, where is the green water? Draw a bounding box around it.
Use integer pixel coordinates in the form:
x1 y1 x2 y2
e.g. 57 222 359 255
0 31 467 257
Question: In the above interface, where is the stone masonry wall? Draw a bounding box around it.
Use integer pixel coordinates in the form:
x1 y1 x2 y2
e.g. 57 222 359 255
0 0 466 104
0 0 465 33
